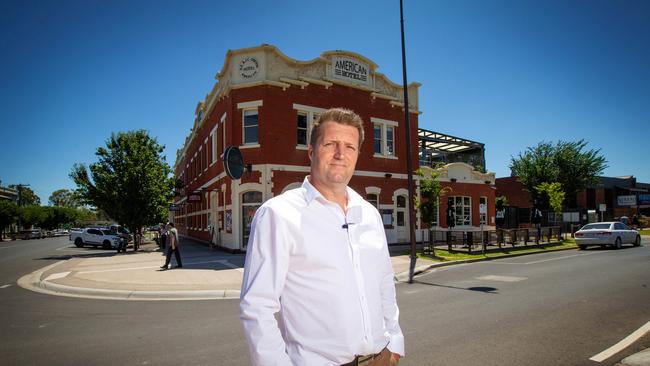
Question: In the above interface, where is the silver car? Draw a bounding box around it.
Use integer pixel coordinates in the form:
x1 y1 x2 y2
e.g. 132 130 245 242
575 222 641 250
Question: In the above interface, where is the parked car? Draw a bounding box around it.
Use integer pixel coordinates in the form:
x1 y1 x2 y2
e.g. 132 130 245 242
575 222 641 250
19 229 44 240
69 228 123 249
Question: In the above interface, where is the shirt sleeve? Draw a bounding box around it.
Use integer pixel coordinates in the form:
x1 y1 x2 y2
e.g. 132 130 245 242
378 214 405 357
239 206 293 365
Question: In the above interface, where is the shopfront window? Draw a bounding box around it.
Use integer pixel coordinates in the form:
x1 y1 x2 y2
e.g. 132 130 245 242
242 191 263 248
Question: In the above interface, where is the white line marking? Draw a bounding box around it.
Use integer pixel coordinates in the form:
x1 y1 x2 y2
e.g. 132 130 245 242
0 245 20 250
590 321 650 362
491 251 610 265
1 284 11 289
476 275 527 282
44 272 71 281
77 259 242 274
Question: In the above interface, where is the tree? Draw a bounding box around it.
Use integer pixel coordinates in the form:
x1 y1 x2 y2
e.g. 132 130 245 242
0 200 18 241
18 205 47 229
70 130 175 250
48 189 81 208
510 139 607 208
9 185 40 206
416 167 452 257
535 182 565 215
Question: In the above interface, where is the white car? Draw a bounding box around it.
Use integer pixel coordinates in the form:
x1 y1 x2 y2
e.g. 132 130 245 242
575 222 641 250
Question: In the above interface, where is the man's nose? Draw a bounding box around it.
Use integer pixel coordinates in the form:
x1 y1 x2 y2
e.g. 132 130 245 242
333 143 345 158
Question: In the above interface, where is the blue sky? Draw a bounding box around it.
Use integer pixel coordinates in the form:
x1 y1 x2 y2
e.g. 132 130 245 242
1 0 648 203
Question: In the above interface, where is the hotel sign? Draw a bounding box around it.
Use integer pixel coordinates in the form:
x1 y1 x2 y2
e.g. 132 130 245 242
617 195 637 206
332 56 370 86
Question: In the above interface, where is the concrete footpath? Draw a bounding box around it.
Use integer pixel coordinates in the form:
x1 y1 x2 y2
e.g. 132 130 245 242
16 236 650 365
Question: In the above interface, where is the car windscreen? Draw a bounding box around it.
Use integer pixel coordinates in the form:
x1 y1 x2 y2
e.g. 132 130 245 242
581 223 611 230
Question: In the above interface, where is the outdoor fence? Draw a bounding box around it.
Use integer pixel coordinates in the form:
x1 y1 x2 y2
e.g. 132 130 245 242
422 226 563 255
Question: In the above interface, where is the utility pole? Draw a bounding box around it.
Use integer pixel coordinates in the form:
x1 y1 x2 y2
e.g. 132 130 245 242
400 0 418 284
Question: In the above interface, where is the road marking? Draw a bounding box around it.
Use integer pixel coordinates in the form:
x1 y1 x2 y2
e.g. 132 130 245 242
590 320 650 362
490 251 611 265
45 272 71 281
77 259 242 274
0 245 20 250
476 275 527 282
1 284 11 289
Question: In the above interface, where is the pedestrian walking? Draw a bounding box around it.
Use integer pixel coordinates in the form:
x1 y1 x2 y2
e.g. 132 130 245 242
159 222 167 250
240 108 404 365
160 223 182 270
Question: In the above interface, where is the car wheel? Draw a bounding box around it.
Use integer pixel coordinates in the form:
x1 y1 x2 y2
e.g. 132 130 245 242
614 237 622 250
74 238 84 248
634 235 641 247
102 240 112 250
578 245 587 250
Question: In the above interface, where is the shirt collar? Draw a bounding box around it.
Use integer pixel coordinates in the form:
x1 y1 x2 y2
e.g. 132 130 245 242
301 176 363 208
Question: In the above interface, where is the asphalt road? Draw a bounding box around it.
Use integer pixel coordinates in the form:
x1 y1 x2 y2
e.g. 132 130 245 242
1 236 649 365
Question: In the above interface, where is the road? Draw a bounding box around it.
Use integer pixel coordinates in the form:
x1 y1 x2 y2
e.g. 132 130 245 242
1 236 649 365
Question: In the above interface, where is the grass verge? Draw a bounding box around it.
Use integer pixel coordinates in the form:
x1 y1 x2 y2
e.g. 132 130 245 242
639 229 650 236
417 239 578 262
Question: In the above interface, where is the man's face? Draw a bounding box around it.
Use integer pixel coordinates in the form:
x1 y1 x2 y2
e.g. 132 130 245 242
308 121 360 191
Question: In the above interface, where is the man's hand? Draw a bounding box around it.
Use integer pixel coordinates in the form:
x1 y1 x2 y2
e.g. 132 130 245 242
390 353 400 365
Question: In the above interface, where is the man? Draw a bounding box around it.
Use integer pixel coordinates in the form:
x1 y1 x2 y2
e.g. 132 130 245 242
240 108 404 365
160 222 182 270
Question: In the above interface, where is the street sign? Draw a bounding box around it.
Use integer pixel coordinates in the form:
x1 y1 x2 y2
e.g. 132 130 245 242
599 203 606 212
187 193 202 203
169 204 182 211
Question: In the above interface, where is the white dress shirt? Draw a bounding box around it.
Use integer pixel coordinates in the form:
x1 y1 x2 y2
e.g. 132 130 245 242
240 177 404 365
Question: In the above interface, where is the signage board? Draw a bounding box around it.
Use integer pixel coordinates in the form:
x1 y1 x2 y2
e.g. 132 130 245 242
599 203 606 212
617 195 636 206
479 203 487 214
638 194 650 205
331 56 370 86
169 204 182 212
187 193 202 203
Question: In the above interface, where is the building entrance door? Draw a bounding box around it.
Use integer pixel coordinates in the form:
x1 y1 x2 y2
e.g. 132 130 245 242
396 195 409 243
241 191 262 250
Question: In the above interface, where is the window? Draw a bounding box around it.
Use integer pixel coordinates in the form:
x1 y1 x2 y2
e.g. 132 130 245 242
480 197 487 225
371 117 398 158
386 126 394 156
373 124 382 154
243 109 258 145
242 191 263 248
293 104 325 147
450 196 471 226
297 112 308 146
367 193 378 208
396 195 406 226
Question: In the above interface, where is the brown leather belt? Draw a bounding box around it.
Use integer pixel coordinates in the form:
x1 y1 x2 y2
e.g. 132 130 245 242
340 347 386 366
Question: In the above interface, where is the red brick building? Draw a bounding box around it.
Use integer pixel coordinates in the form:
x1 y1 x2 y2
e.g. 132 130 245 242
171 45 497 251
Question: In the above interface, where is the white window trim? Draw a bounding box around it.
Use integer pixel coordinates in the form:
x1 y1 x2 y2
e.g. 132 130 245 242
293 104 326 148
370 117 398 159
237 100 263 109
221 113 227 157
210 125 218 166
241 108 260 147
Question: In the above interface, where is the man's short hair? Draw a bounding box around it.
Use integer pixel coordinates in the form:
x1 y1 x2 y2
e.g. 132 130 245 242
168 222 175 228
309 107 365 148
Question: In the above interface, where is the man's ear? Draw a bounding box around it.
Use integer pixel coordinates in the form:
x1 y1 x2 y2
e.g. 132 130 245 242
307 144 313 161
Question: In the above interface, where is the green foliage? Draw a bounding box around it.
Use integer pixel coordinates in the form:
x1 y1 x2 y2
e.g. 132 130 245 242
70 130 175 236
9 185 40 206
18 205 47 228
48 189 81 208
416 168 451 226
535 182 565 214
510 139 607 207
0 200 19 237
495 196 508 209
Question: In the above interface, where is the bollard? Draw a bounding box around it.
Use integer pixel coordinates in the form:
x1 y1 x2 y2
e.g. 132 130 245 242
447 231 452 252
